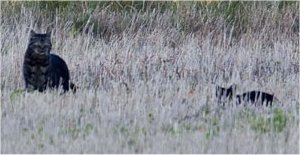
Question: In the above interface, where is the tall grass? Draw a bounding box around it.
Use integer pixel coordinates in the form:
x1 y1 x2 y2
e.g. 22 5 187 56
1 1 299 153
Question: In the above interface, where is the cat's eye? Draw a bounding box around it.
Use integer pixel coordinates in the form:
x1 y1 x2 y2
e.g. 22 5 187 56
31 45 41 49
43 47 49 51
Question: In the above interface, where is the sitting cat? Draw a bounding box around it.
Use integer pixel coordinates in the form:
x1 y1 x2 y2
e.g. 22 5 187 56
23 30 76 93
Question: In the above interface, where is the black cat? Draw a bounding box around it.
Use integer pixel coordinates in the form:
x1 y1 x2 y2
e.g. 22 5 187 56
23 30 76 93
236 91 275 107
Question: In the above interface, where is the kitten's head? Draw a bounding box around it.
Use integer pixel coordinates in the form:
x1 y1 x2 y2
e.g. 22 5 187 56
228 84 237 97
27 30 52 57
215 84 237 100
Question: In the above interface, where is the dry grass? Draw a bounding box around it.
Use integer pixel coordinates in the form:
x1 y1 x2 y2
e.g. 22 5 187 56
1 2 299 153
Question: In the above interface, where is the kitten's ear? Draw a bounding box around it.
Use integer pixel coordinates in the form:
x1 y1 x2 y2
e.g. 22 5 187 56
30 30 36 37
231 84 237 91
233 84 237 89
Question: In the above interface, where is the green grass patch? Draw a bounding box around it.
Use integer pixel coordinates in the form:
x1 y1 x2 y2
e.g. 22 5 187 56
10 89 25 102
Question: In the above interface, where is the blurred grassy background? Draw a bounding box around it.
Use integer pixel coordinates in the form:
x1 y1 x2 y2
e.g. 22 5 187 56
2 1 298 40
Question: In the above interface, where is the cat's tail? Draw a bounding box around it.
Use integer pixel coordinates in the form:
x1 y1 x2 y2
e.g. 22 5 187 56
273 96 283 107
70 82 77 93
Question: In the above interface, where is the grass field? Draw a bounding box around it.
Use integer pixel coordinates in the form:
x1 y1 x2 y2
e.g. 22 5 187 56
1 1 299 153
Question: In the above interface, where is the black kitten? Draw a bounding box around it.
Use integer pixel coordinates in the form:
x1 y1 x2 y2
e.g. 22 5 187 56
236 91 275 107
23 30 76 93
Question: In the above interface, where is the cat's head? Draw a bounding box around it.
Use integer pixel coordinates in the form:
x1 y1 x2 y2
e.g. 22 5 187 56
27 30 52 57
215 84 237 99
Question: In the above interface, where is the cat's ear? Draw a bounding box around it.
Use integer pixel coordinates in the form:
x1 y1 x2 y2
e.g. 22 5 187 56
231 84 237 92
233 84 237 89
46 31 51 38
45 27 52 38
30 30 36 37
